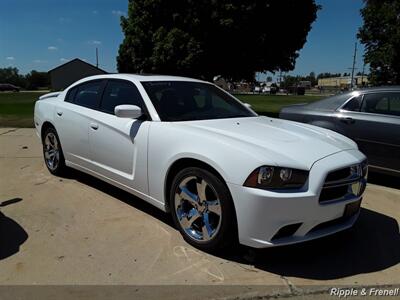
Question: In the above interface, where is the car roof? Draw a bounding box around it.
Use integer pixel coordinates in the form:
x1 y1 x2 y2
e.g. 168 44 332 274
75 73 208 84
354 86 400 93
307 86 400 111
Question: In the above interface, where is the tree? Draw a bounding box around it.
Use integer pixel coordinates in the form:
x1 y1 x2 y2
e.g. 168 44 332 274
306 71 317 86
117 0 319 81
317 72 341 79
281 75 300 89
0 67 25 87
0 68 50 90
358 0 400 85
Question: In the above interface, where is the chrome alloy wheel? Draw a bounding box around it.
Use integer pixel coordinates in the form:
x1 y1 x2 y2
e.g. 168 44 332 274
44 132 60 171
174 176 222 242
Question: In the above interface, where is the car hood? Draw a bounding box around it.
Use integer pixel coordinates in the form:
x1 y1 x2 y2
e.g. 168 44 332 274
181 116 357 169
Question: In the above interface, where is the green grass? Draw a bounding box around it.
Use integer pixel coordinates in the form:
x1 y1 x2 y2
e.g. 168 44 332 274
235 94 324 117
0 92 46 127
0 92 325 127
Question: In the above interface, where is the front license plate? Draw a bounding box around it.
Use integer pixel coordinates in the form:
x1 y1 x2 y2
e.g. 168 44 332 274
343 199 362 218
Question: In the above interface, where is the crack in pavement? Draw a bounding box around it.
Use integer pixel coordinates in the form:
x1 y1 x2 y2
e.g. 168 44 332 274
0 156 42 159
0 128 18 136
280 275 302 295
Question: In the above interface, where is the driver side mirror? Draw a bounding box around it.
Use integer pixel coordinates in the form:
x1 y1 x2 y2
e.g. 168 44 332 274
243 103 252 109
114 105 142 119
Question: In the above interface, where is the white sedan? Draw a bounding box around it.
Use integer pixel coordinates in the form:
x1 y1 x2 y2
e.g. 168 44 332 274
34 74 367 251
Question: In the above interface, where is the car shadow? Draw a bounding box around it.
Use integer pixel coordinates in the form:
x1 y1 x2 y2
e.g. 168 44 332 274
0 198 28 260
65 169 174 228
223 208 400 280
61 170 400 280
368 171 400 190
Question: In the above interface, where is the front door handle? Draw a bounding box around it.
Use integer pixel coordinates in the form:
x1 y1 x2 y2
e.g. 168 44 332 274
56 110 63 116
90 123 99 130
340 117 355 124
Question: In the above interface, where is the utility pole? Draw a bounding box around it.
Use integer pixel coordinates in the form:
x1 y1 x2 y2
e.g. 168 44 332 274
361 62 366 87
350 42 357 89
96 47 99 68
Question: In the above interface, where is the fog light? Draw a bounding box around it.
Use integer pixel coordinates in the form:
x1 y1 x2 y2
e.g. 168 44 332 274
279 168 292 181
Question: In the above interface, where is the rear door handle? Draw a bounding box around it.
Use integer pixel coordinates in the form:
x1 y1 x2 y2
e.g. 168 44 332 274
90 123 99 130
340 117 355 124
56 110 63 116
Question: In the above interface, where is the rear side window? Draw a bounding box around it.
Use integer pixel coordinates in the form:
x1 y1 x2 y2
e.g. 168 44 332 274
100 80 144 114
361 92 400 116
74 80 104 109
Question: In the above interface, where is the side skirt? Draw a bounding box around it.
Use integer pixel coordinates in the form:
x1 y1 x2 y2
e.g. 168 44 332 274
65 160 167 212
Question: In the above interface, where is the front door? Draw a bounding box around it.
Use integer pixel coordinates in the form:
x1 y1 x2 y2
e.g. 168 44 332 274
88 79 150 194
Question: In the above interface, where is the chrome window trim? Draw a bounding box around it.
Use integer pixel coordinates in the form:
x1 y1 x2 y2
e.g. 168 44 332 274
336 90 400 118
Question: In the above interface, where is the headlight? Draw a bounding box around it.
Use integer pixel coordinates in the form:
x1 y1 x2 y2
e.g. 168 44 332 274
361 160 368 178
244 166 309 190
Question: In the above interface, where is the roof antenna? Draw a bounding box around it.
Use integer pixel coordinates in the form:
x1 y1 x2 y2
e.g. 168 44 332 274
96 47 99 68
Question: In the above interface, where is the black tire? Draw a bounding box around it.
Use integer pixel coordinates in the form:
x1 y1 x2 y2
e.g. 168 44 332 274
170 167 237 252
42 127 66 175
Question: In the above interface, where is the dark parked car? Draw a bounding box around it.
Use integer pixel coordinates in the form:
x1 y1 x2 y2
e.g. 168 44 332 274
0 83 20 92
280 87 400 175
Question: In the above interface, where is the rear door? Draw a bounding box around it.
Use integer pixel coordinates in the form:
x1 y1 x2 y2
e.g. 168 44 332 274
335 92 400 171
88 79 150 194
54 79 105 169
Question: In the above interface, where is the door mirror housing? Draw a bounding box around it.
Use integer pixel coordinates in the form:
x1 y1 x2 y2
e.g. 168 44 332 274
114 105 142 119
243 103 252 109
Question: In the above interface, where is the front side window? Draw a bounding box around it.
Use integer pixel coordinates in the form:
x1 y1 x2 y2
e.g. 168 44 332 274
100 80 144 114
141 81 256 121
361 92 400 116
74 80 104 109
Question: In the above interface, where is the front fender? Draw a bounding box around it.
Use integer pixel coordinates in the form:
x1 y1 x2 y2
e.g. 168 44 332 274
147 123 267 204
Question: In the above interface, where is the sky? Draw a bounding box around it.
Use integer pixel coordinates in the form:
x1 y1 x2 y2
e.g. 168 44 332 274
1 0 366 79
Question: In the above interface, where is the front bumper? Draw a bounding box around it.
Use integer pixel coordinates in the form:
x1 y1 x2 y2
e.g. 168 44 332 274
229 149 366 248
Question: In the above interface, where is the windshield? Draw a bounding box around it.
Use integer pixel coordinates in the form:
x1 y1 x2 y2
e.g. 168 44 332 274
141 81 256 121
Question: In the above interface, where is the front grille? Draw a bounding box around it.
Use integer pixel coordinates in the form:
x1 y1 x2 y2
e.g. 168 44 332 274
319 161 367 204
319 185 348 202
309 200 361 233
325 167 351 182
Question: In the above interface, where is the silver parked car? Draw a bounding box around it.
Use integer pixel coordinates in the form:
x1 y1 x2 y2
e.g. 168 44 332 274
280 87 400 175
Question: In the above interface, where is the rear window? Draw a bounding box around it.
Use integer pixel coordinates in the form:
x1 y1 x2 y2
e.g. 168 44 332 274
307 93 352 111
65 86 78 103
342 95 363 112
